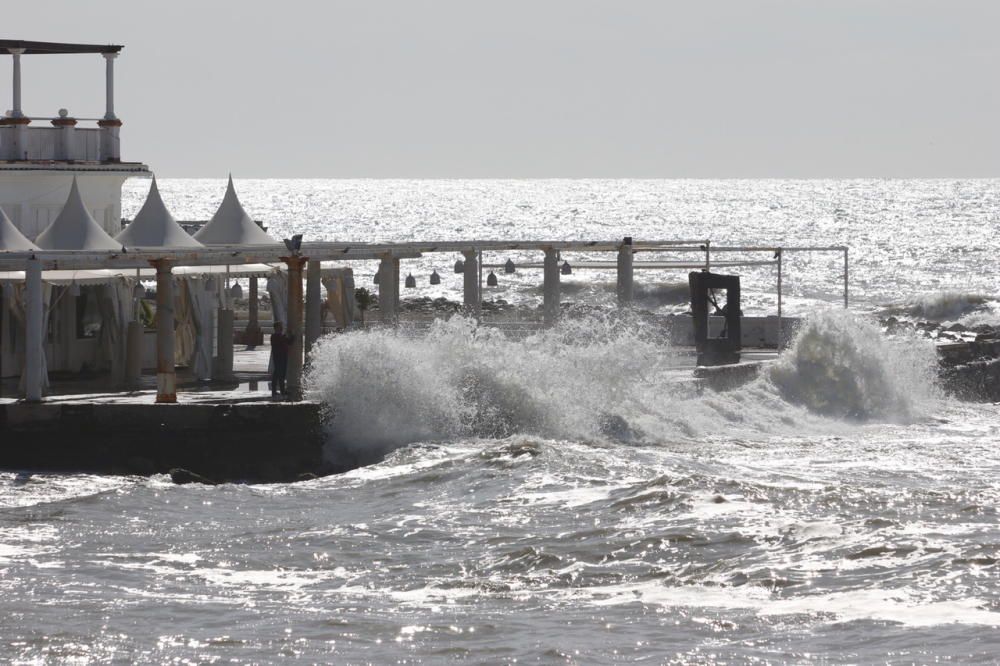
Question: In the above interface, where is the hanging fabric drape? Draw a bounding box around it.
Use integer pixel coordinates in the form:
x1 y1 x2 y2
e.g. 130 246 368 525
173 277 195 367
266 272 288 328
185 277 214 381
93 279 134 385
321 269 358 330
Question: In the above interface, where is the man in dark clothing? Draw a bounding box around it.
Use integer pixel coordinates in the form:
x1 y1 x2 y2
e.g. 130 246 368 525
270 321 294 398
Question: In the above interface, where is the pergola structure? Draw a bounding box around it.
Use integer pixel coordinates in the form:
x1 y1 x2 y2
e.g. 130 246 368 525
1 40 124 162
0 236 849 404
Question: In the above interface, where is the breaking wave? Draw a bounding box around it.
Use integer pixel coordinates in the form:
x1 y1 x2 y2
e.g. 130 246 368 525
305 310 940 461
768 309 939 420
881 291 995 322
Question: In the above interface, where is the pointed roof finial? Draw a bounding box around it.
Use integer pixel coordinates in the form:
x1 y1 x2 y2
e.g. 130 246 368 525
115 176 203 248
35 177 120 250
193 175 276 245
0 206 38 252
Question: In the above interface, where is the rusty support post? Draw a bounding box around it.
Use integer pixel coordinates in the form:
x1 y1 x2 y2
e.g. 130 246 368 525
153 259 176 403
284 256 307 400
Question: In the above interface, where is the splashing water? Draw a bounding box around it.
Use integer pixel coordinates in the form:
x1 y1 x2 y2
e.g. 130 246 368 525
306 309 941 465
768 309 939 421
305 315 680 459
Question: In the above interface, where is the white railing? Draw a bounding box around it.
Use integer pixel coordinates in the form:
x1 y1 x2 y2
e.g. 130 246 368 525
1 125 105 161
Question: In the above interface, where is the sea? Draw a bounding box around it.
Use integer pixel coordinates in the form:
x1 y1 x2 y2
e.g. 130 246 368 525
2 179 1000 664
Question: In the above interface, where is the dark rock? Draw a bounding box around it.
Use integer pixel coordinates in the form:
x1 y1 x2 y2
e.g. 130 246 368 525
170 468 220 485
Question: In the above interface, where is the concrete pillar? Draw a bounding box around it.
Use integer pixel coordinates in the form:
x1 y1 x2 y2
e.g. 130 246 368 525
462 249 480 319
543 248 560 327
102 53 117 120
284 256 306 400
125 320 143 389
9 48 24 118
616 237 634 306
52 112 77 161
153 260 176 403
246 277 260 348
216 308 234 381
5 49 30 161
98 119 122 162
305 258 322 355
24 258 43 402
377 253 398 325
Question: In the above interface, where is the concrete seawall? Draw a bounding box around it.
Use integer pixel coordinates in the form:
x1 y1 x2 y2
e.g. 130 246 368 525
0 401 327 483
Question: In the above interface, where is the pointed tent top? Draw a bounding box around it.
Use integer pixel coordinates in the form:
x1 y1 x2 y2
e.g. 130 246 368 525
35 177 121 251
115 177 203 248
0 206 38 252
193 175 276 245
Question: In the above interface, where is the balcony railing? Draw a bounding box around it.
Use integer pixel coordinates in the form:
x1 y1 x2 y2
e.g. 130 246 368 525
0 120 118 162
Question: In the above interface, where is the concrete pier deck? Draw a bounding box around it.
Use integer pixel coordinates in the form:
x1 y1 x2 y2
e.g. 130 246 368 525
0 345 329 483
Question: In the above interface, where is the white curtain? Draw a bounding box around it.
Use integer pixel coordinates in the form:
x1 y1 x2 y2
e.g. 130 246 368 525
185 277 214 381
266 272 288 328
96 279 134 386
322 269 359 330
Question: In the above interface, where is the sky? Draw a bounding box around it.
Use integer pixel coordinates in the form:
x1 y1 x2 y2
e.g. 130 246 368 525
4 1 999 178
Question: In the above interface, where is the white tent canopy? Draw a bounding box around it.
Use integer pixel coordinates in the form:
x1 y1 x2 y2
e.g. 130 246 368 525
193 175 277 245
35 177 121 251
116 177 204 248
0 206 38 252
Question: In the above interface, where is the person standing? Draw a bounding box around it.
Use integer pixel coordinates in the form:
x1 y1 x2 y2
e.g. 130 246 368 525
270 320 294 398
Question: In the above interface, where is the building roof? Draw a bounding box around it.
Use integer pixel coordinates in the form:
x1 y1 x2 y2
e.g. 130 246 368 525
193 176 277 246
0 206 38 252
0 40 123 55
116 177 203 248
35 177 121 251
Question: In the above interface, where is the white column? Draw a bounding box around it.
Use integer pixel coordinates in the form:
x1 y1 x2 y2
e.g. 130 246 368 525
616 237 634 306
543 248 560 327
377 253 398 325
462 249 480 319
305 258 322 355
24 258 43 402
9 48 24 118
103 52 118 120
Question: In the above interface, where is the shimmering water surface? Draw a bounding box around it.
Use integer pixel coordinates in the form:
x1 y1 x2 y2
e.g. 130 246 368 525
3 180 1000 663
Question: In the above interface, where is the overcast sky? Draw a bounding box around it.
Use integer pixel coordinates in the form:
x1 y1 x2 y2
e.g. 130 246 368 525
4 1 998 177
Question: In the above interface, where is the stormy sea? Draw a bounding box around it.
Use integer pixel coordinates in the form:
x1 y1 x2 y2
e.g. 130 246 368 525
2 179 1000 663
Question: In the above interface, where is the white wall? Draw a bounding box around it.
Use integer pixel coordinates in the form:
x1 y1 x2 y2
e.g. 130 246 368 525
0 170 136 239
